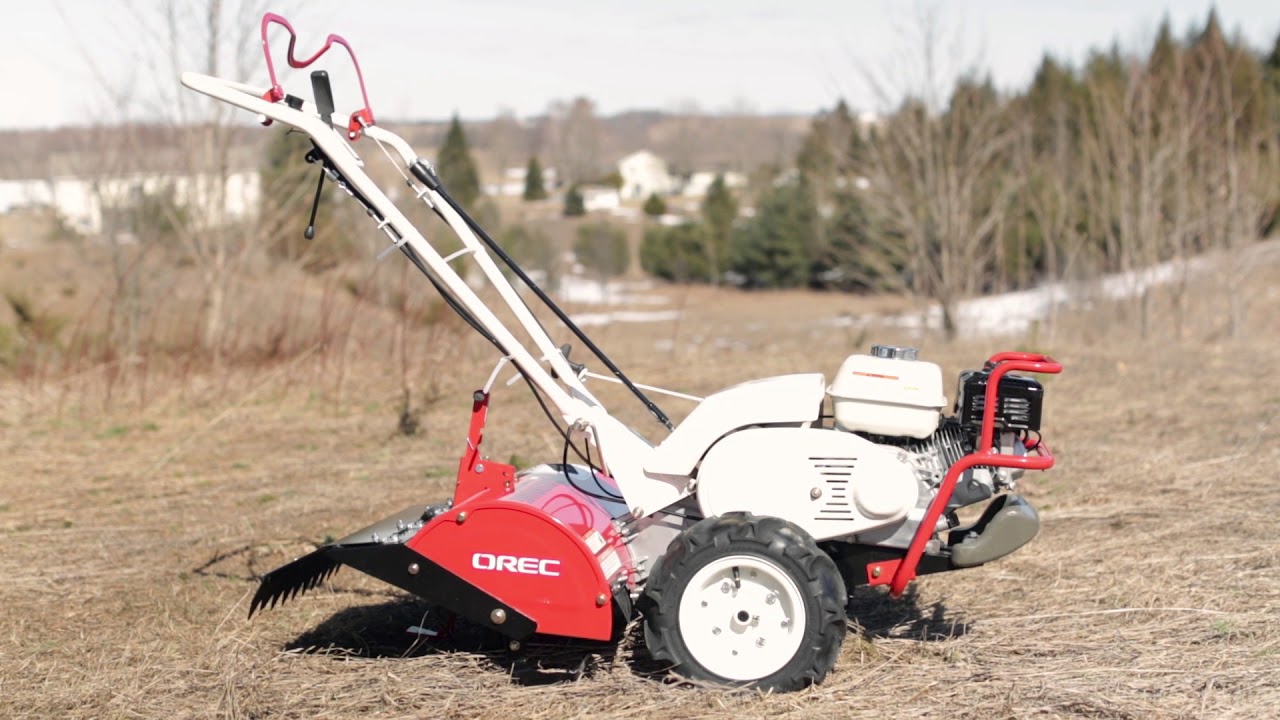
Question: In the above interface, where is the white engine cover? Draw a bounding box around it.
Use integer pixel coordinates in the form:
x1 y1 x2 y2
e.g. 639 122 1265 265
696 427 919 541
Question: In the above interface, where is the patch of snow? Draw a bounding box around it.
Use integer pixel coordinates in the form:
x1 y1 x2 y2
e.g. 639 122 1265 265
553 275 667 306
833 253 1211 338
571 309 682 327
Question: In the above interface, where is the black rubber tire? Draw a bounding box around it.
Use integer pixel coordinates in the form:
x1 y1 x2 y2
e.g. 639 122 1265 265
639 512 847 692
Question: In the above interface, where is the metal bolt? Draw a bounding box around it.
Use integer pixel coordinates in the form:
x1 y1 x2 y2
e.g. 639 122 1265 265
781 619 790 628
457 512 468 524
756 638 766 648
872 566 882 578
490 608 507 624
476 463 485 473
766 593 777 605
721 582 732 593
713 627 721 635
810 487 822 499
595 593 607 607
407 563 420 575
701 601 708 607
508 640 521 652
732 650 738 656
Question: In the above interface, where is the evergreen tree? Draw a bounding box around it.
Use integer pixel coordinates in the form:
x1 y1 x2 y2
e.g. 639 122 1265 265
825 189 889 292
1267 31 1280 144
699 174 737 283
259 128 313 259
574 221 629 280
642 192 667 218
522 156 547 201
500 224 559 289
640 223 711 282
258 128 360 271
1025 53 1084 153
563 185 585 217
797 100 855 191
1267 30 1280 96
729 178 818 288
437 114 481 209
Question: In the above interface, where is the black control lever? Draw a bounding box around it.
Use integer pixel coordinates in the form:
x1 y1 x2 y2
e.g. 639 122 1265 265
310 70 336 129
304 169 325 240
558 343 586 378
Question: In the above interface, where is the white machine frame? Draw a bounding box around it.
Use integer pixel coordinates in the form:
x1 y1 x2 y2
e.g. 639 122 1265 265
179 69 814 519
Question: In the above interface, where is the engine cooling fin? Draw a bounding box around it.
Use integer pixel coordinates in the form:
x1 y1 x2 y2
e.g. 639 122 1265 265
863 417 974 482
906 418 972 472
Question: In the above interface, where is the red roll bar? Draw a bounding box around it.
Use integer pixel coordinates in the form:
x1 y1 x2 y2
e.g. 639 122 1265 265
869 352 1063 598
259 13 375 140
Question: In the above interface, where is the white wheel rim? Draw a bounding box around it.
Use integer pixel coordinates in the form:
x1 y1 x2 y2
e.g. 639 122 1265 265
677 554 807 682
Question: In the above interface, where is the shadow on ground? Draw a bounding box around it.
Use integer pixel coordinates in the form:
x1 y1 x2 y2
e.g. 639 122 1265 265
282 596 662 686
278 586 962 687
846 585 970 641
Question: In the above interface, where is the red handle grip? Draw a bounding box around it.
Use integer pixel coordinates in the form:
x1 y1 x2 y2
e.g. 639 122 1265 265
259 13 375 139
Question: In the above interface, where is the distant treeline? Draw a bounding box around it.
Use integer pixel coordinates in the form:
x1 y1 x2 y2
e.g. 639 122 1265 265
642 12 1280 338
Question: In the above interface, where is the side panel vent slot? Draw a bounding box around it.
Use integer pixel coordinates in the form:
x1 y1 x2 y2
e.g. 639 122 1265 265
810 456 856 521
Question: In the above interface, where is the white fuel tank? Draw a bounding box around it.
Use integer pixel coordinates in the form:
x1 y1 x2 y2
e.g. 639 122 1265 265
827 345 946 439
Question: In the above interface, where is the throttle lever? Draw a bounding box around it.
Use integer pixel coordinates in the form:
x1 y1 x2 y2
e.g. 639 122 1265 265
310 70 335 130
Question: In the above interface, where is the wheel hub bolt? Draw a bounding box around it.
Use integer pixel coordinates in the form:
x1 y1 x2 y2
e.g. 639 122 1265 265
756 638 766 648
765 593 777 605
713 627 721 635
720 582 731 593
781 619 790 628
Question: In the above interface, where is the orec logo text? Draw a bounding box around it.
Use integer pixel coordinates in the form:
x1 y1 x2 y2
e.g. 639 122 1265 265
471 552 562 577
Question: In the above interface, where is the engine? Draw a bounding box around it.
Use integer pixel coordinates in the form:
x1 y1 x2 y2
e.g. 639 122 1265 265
694 344 1047 546
826 345 1045 545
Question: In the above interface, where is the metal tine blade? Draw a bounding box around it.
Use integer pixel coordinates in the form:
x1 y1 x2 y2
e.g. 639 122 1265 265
248 548 341 618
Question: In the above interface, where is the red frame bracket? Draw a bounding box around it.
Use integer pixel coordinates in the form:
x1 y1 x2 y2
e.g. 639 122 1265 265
258 12 376 140
453 391 516 504
883 352 1063 598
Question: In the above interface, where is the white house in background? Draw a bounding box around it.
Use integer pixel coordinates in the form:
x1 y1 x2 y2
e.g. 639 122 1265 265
618 150 672 201
484 165 559 197
0 171 259 237
580 185 621 213
680 170 749 198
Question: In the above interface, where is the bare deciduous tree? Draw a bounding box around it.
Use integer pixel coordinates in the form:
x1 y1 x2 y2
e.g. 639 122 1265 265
857 5 1017 339
544 97 603 186
75 0 280 354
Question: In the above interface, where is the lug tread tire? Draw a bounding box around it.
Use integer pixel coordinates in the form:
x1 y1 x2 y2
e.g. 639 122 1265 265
640 512 847 692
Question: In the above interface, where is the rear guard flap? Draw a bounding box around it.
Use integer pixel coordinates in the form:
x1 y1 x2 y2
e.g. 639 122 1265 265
249 504 431 617
249 545 341 616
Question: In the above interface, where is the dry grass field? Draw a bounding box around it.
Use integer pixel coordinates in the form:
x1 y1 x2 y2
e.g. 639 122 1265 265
1 257 1279 719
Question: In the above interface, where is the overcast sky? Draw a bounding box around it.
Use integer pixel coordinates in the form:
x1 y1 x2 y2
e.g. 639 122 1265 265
1 0 1276 129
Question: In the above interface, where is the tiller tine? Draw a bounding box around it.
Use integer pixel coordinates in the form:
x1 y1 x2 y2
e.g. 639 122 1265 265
249 547 341 617
248 504 439 618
